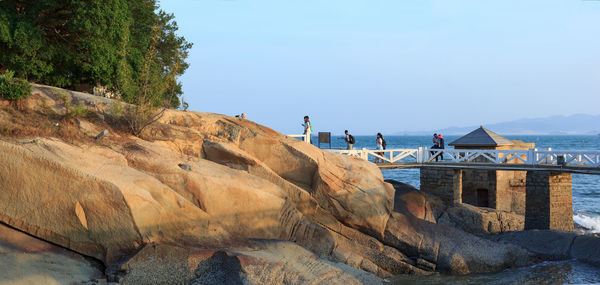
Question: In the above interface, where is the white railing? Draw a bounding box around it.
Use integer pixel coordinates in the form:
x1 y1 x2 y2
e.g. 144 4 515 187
333 148 419 163
328 148 600 168
287 134 309 143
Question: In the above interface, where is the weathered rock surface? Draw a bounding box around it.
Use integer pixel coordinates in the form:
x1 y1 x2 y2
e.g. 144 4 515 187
491 230 600 266
570 235 600 267
386 180 437 223
118 241 382 285
0 223 103 285
384 213 529 275
438 203 524 235
0 138 231 265
0 85 538 282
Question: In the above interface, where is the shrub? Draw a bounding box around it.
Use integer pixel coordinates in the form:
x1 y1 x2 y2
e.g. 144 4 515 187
67 103 88 118
108 102 123 116
0 70 32 100
122 101 165 137
58 91 87 118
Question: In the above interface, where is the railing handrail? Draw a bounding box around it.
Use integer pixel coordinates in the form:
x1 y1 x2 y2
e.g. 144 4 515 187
326 147 600 168
287 134 309 143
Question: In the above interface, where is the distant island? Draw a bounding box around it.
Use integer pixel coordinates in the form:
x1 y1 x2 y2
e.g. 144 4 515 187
400 114 600 136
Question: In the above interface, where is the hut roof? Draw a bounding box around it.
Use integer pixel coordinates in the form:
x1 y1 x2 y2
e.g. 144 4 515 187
448 126 514 147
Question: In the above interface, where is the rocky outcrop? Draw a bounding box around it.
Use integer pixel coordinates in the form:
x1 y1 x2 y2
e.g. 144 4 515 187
0 223 103 285
491 230 600 266
384 213 528 274
438 203 524 235
570 235 600 267
386 179 524 236
118 241 382 285
0 85 535 282
0 139 231 265
386 179 443 223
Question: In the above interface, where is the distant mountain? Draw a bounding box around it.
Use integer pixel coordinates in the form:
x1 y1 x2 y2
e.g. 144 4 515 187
400 114 600 136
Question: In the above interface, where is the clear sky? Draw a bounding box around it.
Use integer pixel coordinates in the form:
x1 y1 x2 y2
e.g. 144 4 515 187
159 0 600 135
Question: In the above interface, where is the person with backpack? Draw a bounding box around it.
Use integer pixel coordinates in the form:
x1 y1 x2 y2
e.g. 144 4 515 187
344 130 355 150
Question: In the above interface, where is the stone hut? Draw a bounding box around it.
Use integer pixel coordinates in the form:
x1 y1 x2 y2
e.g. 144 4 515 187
421 127 574 231
423 127 534 215
450 127 534 214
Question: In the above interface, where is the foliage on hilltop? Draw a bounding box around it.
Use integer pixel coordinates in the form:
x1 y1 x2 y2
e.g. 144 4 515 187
0 0 191 108
0 70 31 100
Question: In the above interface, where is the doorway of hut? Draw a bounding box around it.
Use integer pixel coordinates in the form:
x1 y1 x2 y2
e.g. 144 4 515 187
476 188 490 208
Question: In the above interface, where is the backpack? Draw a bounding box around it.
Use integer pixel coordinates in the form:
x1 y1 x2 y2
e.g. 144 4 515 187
348 135 355 144
382 138 387 150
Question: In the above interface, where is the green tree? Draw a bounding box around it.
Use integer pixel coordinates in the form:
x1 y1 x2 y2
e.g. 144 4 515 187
120 2 192 107
0 0 192 108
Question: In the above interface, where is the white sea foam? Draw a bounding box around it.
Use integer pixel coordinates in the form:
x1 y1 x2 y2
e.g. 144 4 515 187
574 214 600 234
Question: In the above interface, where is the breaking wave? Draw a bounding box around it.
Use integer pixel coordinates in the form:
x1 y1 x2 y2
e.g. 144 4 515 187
574 214 600 234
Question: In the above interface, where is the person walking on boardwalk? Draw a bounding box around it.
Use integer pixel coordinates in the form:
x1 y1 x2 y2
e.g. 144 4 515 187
344 130 355 150
431 133 439 148
375 133 385 163
436 133 445 162
302 116 313 144
430 133 439 160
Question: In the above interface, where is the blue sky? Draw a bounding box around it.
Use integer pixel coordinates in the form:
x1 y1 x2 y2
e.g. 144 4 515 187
159 0 600 135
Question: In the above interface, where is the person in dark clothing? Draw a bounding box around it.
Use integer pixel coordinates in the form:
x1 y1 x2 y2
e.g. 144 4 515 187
436 133 445 161
430 133 439 160
344 130 355 150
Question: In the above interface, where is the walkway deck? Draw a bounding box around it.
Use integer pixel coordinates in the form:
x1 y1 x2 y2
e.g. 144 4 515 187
376 162 600 174
326 148 600 174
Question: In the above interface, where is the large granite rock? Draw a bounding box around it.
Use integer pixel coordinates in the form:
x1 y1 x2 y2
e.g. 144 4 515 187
118 241 383 285
385 179 437 223
0 85 540 281
0 224 103 285
570 235 600 267
153 110 395 240
383 213 529 275
0 139 231 264
491 230 575 259
438 203 524 235
492 230 600 266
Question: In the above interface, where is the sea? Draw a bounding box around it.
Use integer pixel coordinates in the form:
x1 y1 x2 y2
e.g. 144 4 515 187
314 135 600 284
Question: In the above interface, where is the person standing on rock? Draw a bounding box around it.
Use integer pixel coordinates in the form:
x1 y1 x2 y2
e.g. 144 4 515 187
302 116 312 144
344 130 355 150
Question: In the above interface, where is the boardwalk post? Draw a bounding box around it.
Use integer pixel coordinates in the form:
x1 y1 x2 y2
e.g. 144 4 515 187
527 148 535 165
525 171 574 231
361 148 368 160
420 167 462 205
